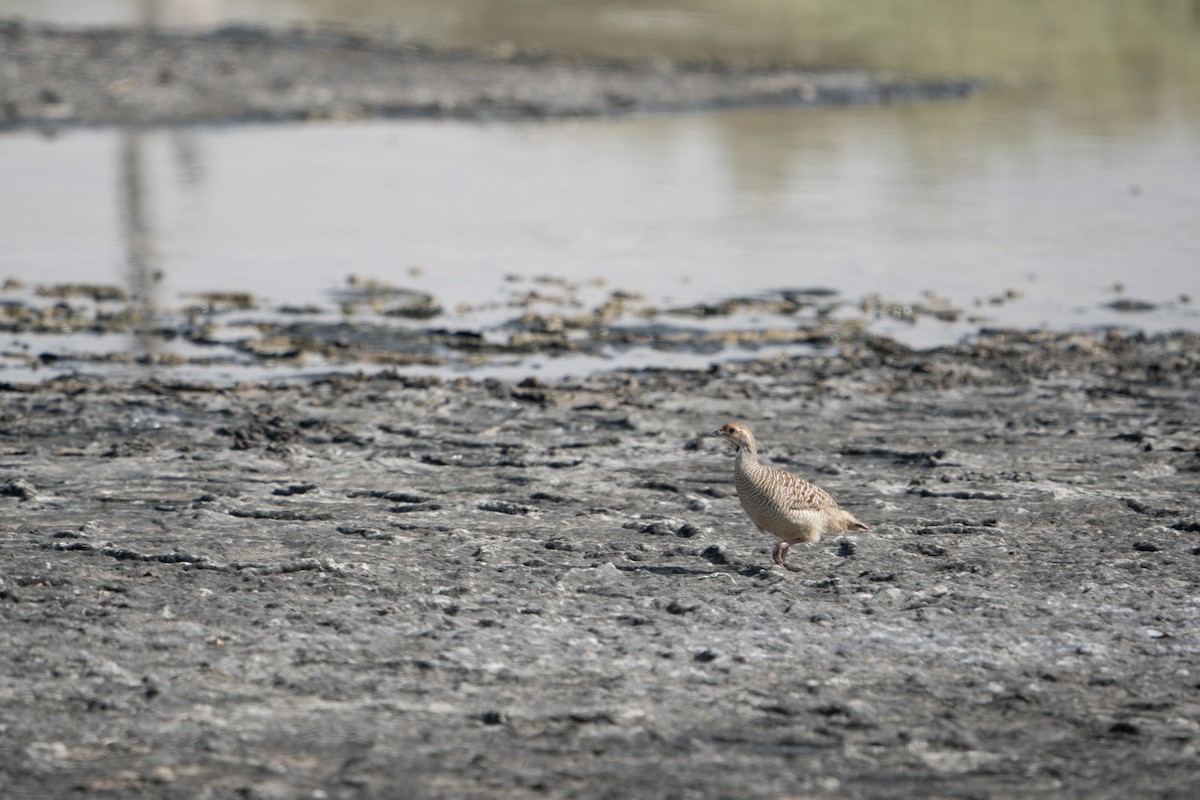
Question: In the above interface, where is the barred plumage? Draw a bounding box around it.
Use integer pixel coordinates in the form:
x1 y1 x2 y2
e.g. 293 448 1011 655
713 421 870 567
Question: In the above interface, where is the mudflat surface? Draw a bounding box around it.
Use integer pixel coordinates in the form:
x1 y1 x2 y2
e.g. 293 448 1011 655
0 21 978 127
1 329 1198 798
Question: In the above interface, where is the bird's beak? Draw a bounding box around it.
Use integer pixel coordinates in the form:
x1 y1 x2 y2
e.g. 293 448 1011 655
710 429 724 438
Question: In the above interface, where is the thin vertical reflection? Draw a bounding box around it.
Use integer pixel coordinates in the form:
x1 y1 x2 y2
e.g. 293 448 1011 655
119 128 162 369
137 0 162 30
117 0 173 374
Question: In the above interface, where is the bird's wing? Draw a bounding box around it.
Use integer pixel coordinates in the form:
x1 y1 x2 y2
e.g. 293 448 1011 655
772 467 840 511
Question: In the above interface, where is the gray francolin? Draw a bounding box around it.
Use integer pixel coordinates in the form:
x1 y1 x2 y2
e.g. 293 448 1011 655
712 421 869 567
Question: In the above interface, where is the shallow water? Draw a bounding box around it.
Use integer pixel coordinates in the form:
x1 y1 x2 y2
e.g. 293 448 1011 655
1 1 1198 382
3 103 1196 330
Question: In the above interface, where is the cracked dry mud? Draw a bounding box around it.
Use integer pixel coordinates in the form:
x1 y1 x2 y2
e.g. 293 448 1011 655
1 329 1198 798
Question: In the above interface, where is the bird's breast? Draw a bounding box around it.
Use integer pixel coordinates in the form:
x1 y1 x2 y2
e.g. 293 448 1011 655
735 465 788 522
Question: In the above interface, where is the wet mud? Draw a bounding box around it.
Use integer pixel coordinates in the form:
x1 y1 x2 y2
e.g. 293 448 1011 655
0 21 979 128
1 277 1010 383
1 328 1198 798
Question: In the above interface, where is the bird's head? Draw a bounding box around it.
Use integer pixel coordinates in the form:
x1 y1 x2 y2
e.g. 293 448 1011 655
712 421 756 452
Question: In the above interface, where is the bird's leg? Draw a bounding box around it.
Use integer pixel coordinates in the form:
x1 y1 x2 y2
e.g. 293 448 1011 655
772 538 812 568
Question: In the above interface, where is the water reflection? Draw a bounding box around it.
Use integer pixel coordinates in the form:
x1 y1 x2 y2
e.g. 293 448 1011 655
115 124 210 373
0 0 1197 383
118 0 161 370
23 103 1196 335
118 129 157 329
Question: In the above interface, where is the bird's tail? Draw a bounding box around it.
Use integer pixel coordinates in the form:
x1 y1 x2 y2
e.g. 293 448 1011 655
842 511 870 531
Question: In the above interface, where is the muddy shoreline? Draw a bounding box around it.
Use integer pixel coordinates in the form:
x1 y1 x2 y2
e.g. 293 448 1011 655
2 17 1197 800
0 21 980 128
1 329 1198 798
3 277 972 385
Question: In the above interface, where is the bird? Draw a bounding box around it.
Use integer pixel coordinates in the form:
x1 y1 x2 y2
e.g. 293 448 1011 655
711 421 869 568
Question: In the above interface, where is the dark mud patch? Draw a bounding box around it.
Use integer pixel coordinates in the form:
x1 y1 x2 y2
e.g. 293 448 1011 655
0 21 981 129
1 329 1197 798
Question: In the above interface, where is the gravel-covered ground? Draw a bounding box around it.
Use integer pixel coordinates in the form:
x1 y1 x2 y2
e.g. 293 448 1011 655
1 329 1198 799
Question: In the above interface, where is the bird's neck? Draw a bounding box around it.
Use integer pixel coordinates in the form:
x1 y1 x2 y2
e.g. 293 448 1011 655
735 445 759 471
